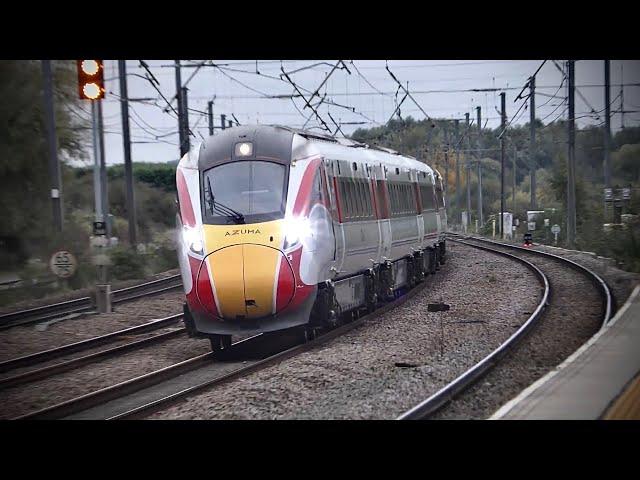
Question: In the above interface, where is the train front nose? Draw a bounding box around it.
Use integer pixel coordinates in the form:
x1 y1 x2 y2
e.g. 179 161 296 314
198 243 295 320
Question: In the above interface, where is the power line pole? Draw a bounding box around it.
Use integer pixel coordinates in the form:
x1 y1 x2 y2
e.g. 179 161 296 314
174 60 186 157
513 144 517 215
620 64 625 129
97 99 110 238
180 86 190 155
529 75 537 210
221 114 226 130
228 119 233 129
465 112 472 228
444 123 449 217
91 96 110 312
500 92 506 239
567 60 577 248
476 106 483 228
118 60 137 247
207 101 214 136
604 60 612 190
41 60 63 232
454 119 461 222
91 101 102 230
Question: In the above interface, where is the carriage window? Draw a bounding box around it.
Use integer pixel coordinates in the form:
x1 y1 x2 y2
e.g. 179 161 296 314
435 178 444 210
360 180 370 218
352 180 359 218
343 180 352 220
338 180 347 220
363 181 372 219
420 185 433 211
354 180 363 218
375 180 388 219
387 182 419 217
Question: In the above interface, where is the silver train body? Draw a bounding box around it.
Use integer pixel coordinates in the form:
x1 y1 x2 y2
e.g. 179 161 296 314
176 125 447 346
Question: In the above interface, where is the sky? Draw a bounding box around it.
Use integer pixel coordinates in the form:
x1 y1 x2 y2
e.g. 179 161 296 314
74 60 640 166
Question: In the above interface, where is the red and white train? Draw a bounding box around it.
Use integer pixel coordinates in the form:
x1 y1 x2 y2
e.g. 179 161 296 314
176 125 447 351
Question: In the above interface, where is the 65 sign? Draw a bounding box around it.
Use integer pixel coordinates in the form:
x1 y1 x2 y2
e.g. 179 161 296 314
49 250 77 279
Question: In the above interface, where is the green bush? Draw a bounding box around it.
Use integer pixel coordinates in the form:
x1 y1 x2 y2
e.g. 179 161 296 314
109 246 147 280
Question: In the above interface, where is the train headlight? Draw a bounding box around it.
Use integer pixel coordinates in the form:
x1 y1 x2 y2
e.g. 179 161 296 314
235 142 253 157
283 217 312 250
183 226 204 255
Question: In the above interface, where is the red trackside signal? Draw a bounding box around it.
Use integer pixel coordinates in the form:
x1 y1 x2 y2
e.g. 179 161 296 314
77 60 105 100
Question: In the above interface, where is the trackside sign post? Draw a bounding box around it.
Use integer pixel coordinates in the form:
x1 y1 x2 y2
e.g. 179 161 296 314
551 224 561 245
49 250 77 279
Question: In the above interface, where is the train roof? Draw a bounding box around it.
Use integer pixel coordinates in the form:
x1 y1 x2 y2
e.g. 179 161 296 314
193 125 435 176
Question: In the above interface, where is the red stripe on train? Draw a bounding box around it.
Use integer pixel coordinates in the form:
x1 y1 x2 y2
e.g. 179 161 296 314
275 256 295 312
292 157 322 217
192 256 219 318
177 169 196 228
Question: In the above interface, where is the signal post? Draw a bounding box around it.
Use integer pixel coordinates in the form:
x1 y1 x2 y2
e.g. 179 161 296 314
77 60 111 313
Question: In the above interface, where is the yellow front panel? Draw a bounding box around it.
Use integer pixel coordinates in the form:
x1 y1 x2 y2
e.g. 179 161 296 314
202 220 286 320
242 244 280 318
202 220 285 252
207 245 245 318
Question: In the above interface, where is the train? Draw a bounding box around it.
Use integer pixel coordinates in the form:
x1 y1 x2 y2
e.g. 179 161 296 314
175 125 447 352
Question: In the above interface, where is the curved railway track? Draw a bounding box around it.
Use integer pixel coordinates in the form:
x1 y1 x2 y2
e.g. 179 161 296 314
8 236 614 420
15 273 434 420
397 233 613 420
0 274 182 331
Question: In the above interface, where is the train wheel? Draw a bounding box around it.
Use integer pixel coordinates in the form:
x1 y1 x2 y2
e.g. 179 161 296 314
209 334 232 353
439 241 446 265
303 326 318 342
429 249 437 274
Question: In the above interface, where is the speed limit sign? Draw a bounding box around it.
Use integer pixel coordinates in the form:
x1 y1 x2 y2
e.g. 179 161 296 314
49 250 77 279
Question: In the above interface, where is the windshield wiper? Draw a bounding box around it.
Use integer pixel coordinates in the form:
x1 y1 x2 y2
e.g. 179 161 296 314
206 177 245 224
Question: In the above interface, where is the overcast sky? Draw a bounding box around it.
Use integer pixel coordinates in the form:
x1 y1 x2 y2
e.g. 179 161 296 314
74 60 640 166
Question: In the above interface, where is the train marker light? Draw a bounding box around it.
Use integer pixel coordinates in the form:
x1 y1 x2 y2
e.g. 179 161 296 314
77 59 105 100
235 142 253 157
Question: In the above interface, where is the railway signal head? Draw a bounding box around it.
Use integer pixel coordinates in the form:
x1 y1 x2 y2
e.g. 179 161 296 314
77 60 105 100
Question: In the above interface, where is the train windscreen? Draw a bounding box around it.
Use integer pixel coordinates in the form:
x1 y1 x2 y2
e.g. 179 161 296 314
202 161 287 225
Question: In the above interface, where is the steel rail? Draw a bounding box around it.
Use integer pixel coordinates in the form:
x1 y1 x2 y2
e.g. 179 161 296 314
13 333 271 420
398 234 613 419
0 313 183 373
0 327 186 390
453 234 613 328
0 274 182 330
398 238 549 419
15 265 435 420
110 277 432 420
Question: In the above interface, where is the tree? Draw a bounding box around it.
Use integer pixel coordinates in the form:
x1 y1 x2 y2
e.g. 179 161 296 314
0 60 88 265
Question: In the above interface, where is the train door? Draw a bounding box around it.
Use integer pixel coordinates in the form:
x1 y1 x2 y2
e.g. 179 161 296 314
432 173 443 233
339 160 369 275
325 159 346 273
412 170 425 245
373 163 392 261
437 174 448 232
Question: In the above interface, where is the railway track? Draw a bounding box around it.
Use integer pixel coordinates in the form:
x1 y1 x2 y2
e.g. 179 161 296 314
0 314 184 380
0 274 182 331
10 236 613 420
15 272 434 420
397 233 613 419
